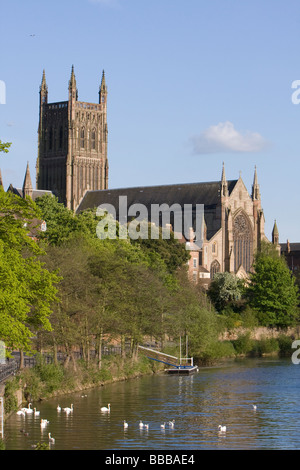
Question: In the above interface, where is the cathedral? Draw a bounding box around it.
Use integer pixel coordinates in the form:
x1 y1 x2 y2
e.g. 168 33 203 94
1 66 289 285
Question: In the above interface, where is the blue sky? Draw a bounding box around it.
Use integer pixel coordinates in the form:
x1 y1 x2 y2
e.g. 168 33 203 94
1 0 300 242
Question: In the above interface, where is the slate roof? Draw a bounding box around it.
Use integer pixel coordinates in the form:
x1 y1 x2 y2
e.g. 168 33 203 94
280 243 300 252
76 179 238 240
9 186 54 202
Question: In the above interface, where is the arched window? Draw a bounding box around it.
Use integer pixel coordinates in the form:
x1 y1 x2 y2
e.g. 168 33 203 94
233 212 253 273
91 129 96 150
210 260 220 279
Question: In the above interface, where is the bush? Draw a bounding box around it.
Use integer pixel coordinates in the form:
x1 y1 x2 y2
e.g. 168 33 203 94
277 335 294 356
197 340 236 365
256 337 279 355
232 332 254 355
4 377 20 414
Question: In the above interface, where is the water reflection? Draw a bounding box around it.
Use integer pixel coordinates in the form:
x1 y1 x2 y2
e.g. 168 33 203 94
4 358 300 450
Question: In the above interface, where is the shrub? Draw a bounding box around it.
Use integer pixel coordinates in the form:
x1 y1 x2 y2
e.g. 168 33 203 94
232 332 254 355
277 335 294 356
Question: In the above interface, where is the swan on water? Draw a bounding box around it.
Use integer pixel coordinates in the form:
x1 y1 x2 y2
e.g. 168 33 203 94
124 420 128 428
34 408 40 416
139 420 144 428
144 424 149 430
168 420 175 428
57 405 61 412
218 425 226 432
24 403 33 414
63 404 73 413
48 432 55 443
252 405 257 410
161 423 166 429
100 403 110 412
17 410 25 416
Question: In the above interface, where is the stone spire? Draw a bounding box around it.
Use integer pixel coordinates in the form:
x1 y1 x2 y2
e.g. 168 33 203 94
272 219 279 245
22 162 33 199
221 162 228 197
68 65 78 101
99 70 107 104
40 69 48 101
252 165 261 200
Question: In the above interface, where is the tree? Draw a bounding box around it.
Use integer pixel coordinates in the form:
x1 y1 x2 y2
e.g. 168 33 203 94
207 272 244 312
0 188 60 352
246 244 299 328
0 140 11 153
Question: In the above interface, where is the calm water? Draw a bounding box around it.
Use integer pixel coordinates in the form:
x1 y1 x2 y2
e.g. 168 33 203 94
4 357 300 450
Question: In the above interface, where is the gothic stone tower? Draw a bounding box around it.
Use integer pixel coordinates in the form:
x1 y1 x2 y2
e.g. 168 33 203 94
36 66 108 211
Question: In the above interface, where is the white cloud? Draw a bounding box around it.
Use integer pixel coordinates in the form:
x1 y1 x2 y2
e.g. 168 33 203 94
190 121 268 155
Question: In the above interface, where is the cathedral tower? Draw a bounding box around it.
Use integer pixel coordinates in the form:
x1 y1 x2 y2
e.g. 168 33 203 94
36 67 108 211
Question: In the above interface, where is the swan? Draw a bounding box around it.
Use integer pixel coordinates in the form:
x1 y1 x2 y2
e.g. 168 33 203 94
34 408 40 416
124 420 128 428
168 420 175 428
57 405 61 412
139 420 144 428
17 410 25 416
100 403 110 412
252 405 257 410
24 403 33 414
218 425 226 432
144 424 149 430
63 404 73 413
48 432 55 443
161 422 166 429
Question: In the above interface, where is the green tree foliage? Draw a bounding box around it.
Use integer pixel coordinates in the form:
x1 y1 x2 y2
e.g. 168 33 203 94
246 243 299 327
207 272 244 312
0 187 60 351
0 140 11 153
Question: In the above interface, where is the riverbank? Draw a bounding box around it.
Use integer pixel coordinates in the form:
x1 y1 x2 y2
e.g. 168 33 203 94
2 354 164 418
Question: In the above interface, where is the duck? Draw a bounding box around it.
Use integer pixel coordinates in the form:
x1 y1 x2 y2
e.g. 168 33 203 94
48 432 55 443
100 403 110 412
218 425 226 432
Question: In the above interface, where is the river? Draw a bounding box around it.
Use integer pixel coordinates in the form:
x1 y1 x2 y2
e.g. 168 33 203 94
3 357 300 450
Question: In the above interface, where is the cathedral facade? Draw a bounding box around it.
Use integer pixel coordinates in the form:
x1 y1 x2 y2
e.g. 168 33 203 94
36 67 109 211
76 163 273 286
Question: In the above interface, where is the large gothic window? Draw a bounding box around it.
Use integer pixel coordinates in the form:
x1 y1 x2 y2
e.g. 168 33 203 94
80 128 85 148
233 212 253 273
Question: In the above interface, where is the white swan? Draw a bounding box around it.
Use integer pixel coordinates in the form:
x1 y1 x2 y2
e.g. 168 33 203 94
139 420 144 428
34 408 40 416
63 404 73 413
218 425 226 432
161 422 166 429
57 405 61 412
48 432 55 443
144 424 149 430
252 404 257 411
17 410 25 416
168 419 175 428
40 419 49 427
24 403 33 414
100 403 110 412
124 420 128 428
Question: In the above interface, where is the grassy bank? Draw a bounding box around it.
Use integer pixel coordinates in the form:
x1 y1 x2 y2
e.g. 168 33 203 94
4 354 163 415
195 332 296 365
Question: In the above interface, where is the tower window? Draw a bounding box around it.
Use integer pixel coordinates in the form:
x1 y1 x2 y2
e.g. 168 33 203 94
80 128 85 148
91 130 96 150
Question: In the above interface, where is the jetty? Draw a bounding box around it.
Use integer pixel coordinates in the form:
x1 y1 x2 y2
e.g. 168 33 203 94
138 344 198 375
